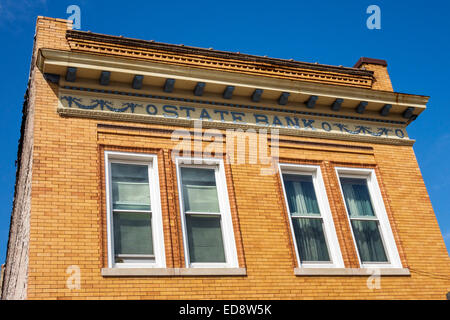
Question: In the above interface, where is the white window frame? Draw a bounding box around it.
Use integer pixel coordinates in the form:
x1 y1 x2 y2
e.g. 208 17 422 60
278 163 344 269
104 151 166 269
175 157 238 269
335 167 402 269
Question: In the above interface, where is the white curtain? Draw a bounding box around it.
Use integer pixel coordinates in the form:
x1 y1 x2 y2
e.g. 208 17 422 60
111 163 151 211
181 167 220 213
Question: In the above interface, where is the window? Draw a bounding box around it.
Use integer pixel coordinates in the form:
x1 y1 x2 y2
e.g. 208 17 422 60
176 158 238 268
336 167 402 268
105 151 165 268
279 164 344 268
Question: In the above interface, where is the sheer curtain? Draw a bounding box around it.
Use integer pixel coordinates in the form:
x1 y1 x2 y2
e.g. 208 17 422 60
284 175 320 215
341 178 374 217
111 163 153 258
292 218 330 262
181 167 226 263
340 177 388 262
351 220 387 262
283 174 330 262
112 163 151 211
181 167 220 213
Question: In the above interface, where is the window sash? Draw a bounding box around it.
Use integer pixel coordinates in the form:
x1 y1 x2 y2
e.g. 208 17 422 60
185 211 221 216
115 254 155 259
336 168 402 268
179 165 226 265
350 219 389 263
291 214 323 219
279 165 343 268
349 216 378 221
291 216 331 263
112 201 155 262
111 162 152 211
185 214 226 263
339 175 389 263
105 152 165 268
113 209 151 214
176 158 238 268
180 167 221 213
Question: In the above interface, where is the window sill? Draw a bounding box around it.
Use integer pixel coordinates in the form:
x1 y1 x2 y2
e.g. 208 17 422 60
294 267 410 276
101 267 247 277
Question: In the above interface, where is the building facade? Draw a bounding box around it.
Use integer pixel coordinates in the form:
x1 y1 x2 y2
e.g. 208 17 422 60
1 16 449 299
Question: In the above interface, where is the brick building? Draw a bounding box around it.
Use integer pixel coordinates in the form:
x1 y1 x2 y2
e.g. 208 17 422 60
1 16 449 299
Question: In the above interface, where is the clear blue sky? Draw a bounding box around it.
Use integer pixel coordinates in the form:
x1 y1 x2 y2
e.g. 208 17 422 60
0 0 449 263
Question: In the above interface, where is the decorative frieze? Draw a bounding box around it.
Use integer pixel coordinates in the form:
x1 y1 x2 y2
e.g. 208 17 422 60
58 91 410 144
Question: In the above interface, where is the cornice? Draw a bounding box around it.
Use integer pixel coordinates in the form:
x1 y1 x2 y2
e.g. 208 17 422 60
66 30 374 89
37 48 428 125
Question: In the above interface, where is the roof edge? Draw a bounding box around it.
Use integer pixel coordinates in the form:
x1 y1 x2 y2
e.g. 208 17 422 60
354 57 388 69
66 30 374 77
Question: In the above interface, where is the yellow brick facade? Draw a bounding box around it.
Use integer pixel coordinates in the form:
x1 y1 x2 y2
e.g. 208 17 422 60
3 17 449 300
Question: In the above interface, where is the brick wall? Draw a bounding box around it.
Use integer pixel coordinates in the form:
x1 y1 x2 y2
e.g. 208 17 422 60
5 17 450 299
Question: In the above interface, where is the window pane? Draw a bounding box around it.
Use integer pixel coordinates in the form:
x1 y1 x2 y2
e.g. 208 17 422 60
111 163 151 211
292 218 330 262
186 215 226 263
181 167 220 213
283 174 320 215
113 212 153 256
351 220 387 262
340 178 375 217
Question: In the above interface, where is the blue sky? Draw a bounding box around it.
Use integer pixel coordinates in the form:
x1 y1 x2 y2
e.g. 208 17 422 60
0 0 449 263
